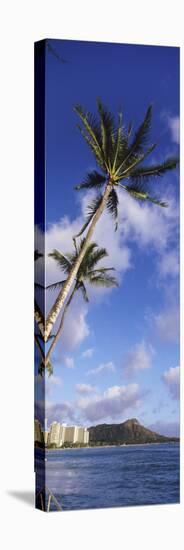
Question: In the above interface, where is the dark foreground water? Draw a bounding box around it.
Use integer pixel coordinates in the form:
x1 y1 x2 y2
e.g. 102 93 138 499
36 443 179 511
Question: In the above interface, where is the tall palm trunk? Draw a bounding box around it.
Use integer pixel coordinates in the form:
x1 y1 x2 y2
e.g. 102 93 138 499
34 333 45 362
34 300 45 339
45 285 76 366
44 181 112 341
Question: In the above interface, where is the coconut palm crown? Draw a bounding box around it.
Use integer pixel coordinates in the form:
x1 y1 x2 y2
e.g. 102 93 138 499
48 239 118 299
74 99 179 234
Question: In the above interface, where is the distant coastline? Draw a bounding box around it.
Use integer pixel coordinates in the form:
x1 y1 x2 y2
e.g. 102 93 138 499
35 418 179 450
36 439 179 452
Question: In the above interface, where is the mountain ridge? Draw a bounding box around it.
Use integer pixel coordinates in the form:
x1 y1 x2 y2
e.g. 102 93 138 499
88 418 179 444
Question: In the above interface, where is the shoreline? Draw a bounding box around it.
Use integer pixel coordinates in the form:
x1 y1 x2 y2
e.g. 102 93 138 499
43 440 179 452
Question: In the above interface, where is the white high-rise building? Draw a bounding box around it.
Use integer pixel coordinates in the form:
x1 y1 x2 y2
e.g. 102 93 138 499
59 424 66 443
77 427 89 444
48 421 62 447
34 419 43 443
43 431 49 445
45 421 89 446
64 426 78 443
84 428 89 444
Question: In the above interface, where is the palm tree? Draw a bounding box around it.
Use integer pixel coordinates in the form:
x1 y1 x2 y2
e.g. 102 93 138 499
34 249 45 358
43 240 118 370
44 99 178 340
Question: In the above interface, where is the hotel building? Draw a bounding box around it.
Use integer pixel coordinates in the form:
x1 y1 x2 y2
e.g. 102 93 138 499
34 420 89 446
47 421 62 446
34 419 43 444
77 427 89 444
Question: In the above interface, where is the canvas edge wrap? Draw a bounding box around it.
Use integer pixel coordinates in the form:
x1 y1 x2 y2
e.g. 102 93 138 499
34 39 46 511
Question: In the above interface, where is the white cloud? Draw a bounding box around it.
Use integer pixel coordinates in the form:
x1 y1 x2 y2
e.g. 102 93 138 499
153 306 179 343
162 366 180 400
87 361 115 376
64 356 75 369
81 348 94 359
159 249 179 279
77 383 142 423
122 341 154 376
56 299 90 352
117 189 178 253
75 383 97 394
168 116 180 144
46 401 76 425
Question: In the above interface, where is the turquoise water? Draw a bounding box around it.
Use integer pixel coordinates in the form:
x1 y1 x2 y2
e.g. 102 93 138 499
36 443 179 511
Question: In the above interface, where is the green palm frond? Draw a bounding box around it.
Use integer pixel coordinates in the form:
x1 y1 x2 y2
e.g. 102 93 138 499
87 267 115 275
75 170 106 190
115 143 156 179
47 361 53 376
78 239 97 255
129 105 153 154
84 247 108 271
106 188 119 230
78 281 89 302
77 242 99 277
76 125 105 170
96 98 115 165
127 122 133 137
74 105 105 169
34 250 43 261
130 156 179 183
123 184 168 207
46 280 66 290
146 197 168 207
38 362 44 376
112 112 128 172
34 282 45 290
49 250 72 274
89 274 119 287
74 104 102 145
38 360 53 377
73 194 103 239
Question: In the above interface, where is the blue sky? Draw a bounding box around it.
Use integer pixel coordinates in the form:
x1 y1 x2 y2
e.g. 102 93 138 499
35 39 179 436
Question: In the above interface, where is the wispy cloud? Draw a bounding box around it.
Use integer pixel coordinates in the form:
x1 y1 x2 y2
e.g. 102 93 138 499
122 341 155 377
159 249 179 279
162 366 180 400
64 356 75 369
81 348 94 359
87 361 116 376
167 116 180 144
153 306 179 343
75 383 97 394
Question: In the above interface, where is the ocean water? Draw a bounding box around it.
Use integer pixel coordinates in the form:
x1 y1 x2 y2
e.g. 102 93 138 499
36 443 179 511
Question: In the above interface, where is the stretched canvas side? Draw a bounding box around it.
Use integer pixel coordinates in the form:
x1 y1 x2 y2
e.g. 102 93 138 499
34 40 46 511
